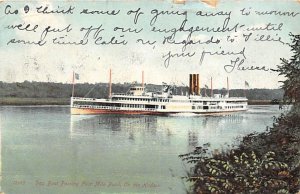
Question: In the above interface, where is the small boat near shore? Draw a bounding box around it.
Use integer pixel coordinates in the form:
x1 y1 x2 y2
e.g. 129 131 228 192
70 72 247 115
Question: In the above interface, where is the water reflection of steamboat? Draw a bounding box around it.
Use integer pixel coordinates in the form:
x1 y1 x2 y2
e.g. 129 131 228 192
188 114 245 148
69 113 245 149
70 115 159 137
71 73 247 115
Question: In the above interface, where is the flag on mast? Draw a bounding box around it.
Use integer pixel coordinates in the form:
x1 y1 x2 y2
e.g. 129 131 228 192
244 81 250 97
72 72 80 97
245 81 250 88
74 73 80 80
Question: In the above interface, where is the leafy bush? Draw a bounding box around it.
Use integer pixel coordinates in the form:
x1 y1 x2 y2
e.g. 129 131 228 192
179 34 300 193
180 108 300 193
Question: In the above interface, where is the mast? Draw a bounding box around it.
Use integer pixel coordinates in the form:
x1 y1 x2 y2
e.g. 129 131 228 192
72 71 75 97
244 83 246 97
210 77 213 97
142 70 144 87
109 69 112 98
227 77 229 97
198 74 200 96
244 81 249 98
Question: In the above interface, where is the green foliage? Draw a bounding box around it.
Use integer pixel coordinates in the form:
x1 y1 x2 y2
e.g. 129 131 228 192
180 109 300 193
180 33 300 193
180 149 291 193
277 33 300 104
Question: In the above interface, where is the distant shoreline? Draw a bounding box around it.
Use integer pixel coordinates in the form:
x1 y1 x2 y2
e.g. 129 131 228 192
0 97 277 106
0 97 70 106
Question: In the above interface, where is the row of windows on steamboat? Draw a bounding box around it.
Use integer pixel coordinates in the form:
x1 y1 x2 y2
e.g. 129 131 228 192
111 97 246 105
112 97 170 102
190 100 246 104
192 105 245 110
225 105 244 109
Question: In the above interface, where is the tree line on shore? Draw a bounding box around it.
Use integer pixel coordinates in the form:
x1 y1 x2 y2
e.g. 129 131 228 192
0 81 283 101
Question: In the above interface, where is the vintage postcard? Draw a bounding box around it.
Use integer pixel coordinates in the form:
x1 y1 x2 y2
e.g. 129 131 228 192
0 0 299 193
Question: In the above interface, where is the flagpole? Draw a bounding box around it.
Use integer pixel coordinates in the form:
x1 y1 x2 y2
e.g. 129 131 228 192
227 77 229 97
109 69 112 98
142 70 144 87
72 71 75 97
198 74 200 96
244 81 246 97
210 77 213 97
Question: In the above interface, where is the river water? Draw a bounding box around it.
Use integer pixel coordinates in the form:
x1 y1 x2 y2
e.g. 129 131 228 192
0 105 286 194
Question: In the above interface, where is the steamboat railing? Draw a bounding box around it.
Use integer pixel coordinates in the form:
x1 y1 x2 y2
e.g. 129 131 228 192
72 104 156 111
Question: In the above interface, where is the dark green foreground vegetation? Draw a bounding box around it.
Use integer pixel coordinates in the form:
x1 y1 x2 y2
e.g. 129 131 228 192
180 106 300 193
180 34 300 193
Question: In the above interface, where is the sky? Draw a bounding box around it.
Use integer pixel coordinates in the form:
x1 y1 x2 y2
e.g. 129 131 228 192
0 0 299 89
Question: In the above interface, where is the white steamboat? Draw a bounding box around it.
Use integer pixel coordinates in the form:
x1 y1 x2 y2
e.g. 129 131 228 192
71 73 247 115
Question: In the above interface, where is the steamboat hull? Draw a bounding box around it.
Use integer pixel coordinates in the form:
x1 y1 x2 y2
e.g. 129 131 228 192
71 107 166 115
71 106 247 115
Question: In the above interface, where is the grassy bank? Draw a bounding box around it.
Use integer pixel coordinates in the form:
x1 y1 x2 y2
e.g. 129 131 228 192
0 97 70 106
0 97 274 106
